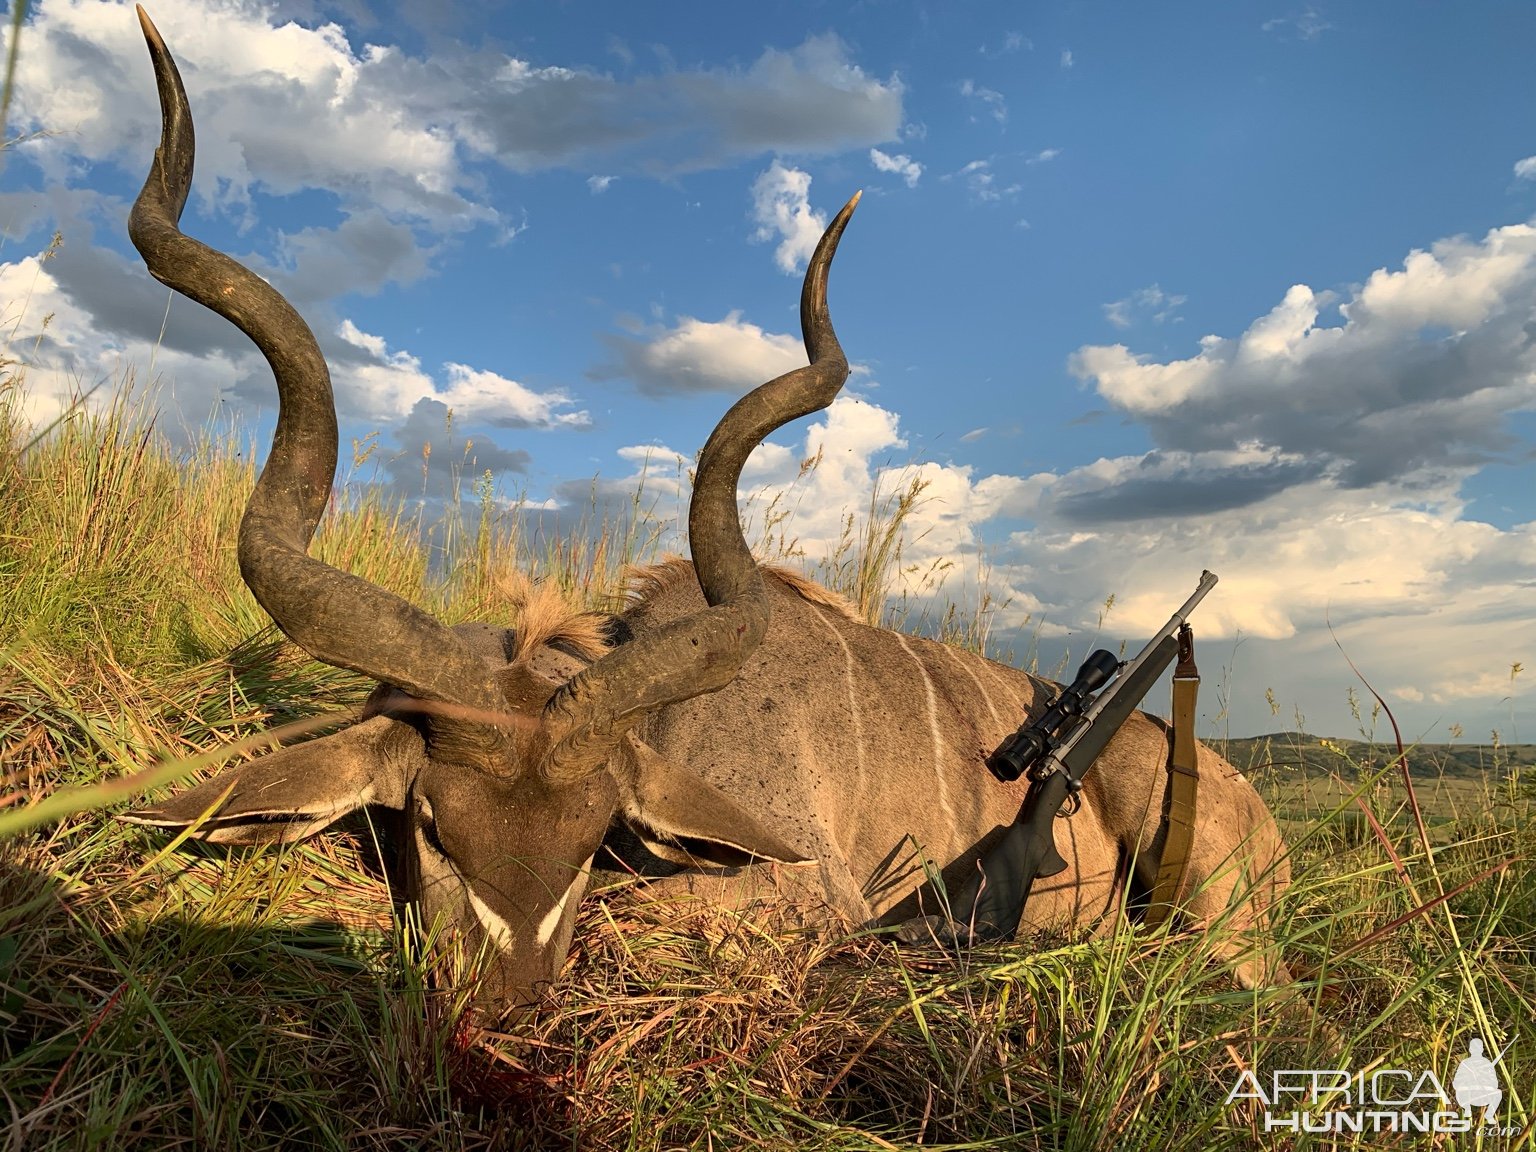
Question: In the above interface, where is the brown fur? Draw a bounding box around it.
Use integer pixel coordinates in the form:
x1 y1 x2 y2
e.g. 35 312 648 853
495 571 612 664
625 555 861 621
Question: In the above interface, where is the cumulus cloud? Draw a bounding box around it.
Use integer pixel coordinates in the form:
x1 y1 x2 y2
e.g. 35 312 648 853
1073 223 1536 491
648 395 1047 620
1102 284 1187 329
592 311 808 396
2 249 247 430
749 161 828 274
2 236 587 471
273 210 433 304
1514 156 1536 180
8 2 903 222
587 175 616 194
8 1 488 226
334 321 590 428
1026 148 1061 165
998 459 1533 720
381 397 533 497
552 442 691 529
870 147 923 188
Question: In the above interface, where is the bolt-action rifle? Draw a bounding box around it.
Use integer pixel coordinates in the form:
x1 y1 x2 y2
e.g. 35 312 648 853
951 571 1218 941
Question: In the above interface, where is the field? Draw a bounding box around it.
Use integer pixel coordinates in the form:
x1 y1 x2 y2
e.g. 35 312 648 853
2 372 1533 1151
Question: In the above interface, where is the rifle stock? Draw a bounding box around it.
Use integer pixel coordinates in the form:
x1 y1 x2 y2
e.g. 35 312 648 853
962 772 1071 940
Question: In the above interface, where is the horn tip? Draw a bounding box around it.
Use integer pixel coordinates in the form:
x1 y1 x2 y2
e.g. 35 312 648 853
136 5 163 46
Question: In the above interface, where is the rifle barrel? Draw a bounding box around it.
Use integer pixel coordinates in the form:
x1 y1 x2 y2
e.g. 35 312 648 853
1055 571 1218 769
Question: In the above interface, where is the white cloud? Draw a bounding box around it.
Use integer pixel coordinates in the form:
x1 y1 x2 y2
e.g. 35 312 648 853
7 2 903 228
980 32 1030 57
9 0 486 226
336 318 388 359
610 213 1536 737
1039 218 1536 732
749 161 828 274
2 251 245 429
989 467 1533 735
594 311 810 396
1261 8 1333 40
2 244 587 449
335 322 590 429
1102 284 1187 329
1515 156 1536 180
869 147 923 188
588 175 616 194
959 79 1008 124
1073 223 1536 488
551 440 692 531
727 396 1046 613
947 158 1020 203
1060 49 1074 68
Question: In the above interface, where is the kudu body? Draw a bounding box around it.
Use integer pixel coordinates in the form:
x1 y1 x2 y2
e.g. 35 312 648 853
593 563 1290 989
124 8 1289 1015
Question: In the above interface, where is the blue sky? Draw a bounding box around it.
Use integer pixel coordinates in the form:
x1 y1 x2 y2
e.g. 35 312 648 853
4 0 1534 741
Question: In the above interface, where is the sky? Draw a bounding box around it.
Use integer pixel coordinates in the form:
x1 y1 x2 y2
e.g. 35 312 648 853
3 0 1534 742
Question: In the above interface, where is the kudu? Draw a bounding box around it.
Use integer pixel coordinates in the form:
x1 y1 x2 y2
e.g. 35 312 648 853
124 8 1290 1016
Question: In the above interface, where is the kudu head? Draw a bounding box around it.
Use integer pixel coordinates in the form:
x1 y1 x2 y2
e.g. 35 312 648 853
121 7 858 1015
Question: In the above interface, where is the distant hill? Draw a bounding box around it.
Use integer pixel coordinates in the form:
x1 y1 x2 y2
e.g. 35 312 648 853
1212 733 1535 781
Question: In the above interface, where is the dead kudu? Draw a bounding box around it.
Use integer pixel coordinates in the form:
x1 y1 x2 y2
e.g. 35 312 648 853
123 8 1290 1019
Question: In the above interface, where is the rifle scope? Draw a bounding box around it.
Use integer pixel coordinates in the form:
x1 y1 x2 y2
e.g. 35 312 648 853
986 649 1121 782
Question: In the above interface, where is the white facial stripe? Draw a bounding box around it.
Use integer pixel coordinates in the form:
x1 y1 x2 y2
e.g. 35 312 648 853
416 792 591 958
413 819 516 952
535 857 593 948
467 886 516 951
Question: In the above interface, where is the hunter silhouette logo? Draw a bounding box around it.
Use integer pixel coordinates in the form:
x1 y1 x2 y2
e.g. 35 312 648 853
1225 1035 1518 1136
1452 1037 1511 1122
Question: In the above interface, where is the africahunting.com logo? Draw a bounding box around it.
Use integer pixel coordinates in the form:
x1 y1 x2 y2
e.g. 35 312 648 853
1225 1037 1518 1137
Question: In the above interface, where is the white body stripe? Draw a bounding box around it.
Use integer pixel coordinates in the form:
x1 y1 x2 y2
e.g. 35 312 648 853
806 605 867 837
895 632 953 824
942 644 1001 727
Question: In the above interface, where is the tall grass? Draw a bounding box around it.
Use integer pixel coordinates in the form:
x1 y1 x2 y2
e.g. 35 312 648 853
0 363 1532 1150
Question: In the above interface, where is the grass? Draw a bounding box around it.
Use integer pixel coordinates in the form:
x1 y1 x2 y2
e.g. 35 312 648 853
1 361 1533 1151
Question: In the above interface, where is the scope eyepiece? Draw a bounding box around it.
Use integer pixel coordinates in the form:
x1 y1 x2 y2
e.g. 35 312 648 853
986 726 1047 782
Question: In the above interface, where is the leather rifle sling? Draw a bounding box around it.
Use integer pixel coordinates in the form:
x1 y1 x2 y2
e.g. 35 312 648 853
1146 623 1200 927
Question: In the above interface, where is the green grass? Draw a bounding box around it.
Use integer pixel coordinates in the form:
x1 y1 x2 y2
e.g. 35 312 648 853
1 363 1533 1150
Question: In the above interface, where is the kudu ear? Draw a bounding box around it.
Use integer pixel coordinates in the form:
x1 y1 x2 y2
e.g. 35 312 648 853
120 715 421 846
613 735 813 868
